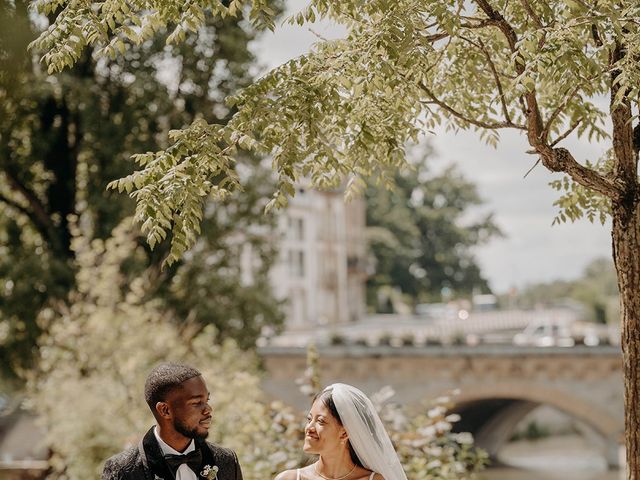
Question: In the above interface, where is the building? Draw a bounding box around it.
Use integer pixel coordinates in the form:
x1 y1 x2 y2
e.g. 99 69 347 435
266 183 368 330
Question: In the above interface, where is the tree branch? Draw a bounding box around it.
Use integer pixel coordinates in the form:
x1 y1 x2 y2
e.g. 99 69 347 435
473 0 554 165
460 19 501 29
470 1 625 201
540 147 624 200
460 34 521 128
2 169 56 243
610 40 638 190
0 189 56 243
425 32 450 43
0 192 32 219
520 0 545 29
591 24 603 47
523 158 540 178
543 83 584 141
474 0 518 51
550 119 581 147
518 95 528 118
419 83 524 130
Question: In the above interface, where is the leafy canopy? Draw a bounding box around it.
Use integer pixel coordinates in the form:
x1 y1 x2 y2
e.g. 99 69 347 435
1 1 284 380
30 0 640 264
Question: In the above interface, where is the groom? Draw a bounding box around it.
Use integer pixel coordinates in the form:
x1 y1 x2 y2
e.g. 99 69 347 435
102 362 243 480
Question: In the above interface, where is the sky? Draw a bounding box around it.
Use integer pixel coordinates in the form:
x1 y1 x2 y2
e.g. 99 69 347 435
249 6 613 294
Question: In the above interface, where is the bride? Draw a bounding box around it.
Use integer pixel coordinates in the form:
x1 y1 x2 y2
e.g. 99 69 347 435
275 383 407 480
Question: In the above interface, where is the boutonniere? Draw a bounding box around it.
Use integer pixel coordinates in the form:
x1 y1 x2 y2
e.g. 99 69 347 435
200 465 219 480
154 475 164 480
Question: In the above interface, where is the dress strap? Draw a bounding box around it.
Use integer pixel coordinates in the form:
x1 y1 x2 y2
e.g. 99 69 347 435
368 472 375 480
297 469 301 480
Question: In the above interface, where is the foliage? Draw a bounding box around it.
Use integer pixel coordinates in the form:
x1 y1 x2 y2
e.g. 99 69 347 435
29 0 278 74
0 2 284 380
365 150 500 308
550 152 614 225
296 342 321 397
32 0 640 471
27 219 292 480
377 390 489 479
29 228 485 480
31 0 640 261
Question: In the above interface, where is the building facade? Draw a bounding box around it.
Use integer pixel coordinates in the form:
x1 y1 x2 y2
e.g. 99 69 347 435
267 184 368 329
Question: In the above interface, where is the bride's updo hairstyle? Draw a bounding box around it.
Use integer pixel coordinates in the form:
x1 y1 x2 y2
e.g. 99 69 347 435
314 387 365 468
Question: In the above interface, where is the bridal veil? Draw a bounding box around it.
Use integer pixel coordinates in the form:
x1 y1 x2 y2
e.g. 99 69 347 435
326 383 407 480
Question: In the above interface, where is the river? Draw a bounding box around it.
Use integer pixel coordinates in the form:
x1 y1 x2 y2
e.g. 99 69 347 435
480 435 622 480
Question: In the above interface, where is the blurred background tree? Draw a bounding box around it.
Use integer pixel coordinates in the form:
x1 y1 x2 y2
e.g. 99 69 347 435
503 257 620 325
365 151 501 312
0 0 284 384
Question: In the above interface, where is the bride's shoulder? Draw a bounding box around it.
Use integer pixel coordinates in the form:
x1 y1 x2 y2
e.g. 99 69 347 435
274 469 299 480
355 470 384 480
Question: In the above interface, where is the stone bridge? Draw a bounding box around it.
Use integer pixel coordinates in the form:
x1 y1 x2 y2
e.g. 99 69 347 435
258 345 624 468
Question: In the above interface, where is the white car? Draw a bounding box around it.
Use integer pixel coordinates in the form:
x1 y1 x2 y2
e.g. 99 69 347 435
513 319 575 347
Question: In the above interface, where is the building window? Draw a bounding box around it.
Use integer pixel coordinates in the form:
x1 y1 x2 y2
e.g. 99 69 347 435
289 250 305 277
289 217 304 241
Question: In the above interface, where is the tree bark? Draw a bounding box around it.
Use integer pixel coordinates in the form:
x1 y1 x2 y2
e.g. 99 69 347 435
612 196 640 478
608 35 640 477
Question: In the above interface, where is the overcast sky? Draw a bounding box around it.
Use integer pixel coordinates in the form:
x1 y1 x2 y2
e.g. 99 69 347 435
249 7 612 293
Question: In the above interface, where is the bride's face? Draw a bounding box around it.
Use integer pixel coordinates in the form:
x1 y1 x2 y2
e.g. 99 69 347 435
303 399 348 455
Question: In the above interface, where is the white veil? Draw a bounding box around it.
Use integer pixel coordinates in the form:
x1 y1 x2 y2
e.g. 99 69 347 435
326 383 407 480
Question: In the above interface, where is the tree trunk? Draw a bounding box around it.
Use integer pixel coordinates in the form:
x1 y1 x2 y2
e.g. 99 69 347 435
612 197 640 478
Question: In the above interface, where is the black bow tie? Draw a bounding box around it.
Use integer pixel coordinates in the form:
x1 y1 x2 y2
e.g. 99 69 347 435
164 449 202 475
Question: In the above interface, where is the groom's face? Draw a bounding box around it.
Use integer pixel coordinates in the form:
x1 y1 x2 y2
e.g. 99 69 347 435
166 375 213 440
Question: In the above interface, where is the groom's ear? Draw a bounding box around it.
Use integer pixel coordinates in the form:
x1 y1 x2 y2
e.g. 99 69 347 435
155 401 171 419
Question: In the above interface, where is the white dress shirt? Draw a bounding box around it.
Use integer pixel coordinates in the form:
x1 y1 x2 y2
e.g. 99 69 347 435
153 426 198 480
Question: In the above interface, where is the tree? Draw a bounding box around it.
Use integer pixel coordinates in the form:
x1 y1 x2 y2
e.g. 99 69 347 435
365 151 500 309
28 0 640 475
509 257 620 324
0 1 285 381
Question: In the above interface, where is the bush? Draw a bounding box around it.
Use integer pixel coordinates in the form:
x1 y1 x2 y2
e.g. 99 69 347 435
374 389 489 479
26 222 296 480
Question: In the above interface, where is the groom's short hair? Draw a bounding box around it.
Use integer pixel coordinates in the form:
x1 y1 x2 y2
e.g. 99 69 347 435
144 362 202 411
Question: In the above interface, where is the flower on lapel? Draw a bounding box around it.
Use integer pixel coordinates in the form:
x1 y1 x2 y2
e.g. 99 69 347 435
200 465 219 480
154 475 164 480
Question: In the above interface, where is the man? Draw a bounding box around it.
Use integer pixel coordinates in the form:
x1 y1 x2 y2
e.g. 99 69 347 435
102 363 243 480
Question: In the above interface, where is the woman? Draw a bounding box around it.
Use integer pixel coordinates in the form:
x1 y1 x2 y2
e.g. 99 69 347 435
275 383 407 480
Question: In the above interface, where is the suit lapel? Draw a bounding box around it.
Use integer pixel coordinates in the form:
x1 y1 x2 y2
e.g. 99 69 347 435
140 427 214 480
196 437 215 478
141 427 174 480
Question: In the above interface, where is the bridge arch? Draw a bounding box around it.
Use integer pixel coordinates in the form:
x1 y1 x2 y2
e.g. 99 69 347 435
437 382 623 469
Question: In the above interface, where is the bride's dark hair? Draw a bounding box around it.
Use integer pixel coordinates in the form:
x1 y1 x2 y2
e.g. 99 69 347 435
314 389 365 468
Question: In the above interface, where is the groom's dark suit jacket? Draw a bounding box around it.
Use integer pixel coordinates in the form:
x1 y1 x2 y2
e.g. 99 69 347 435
101 427 243 480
